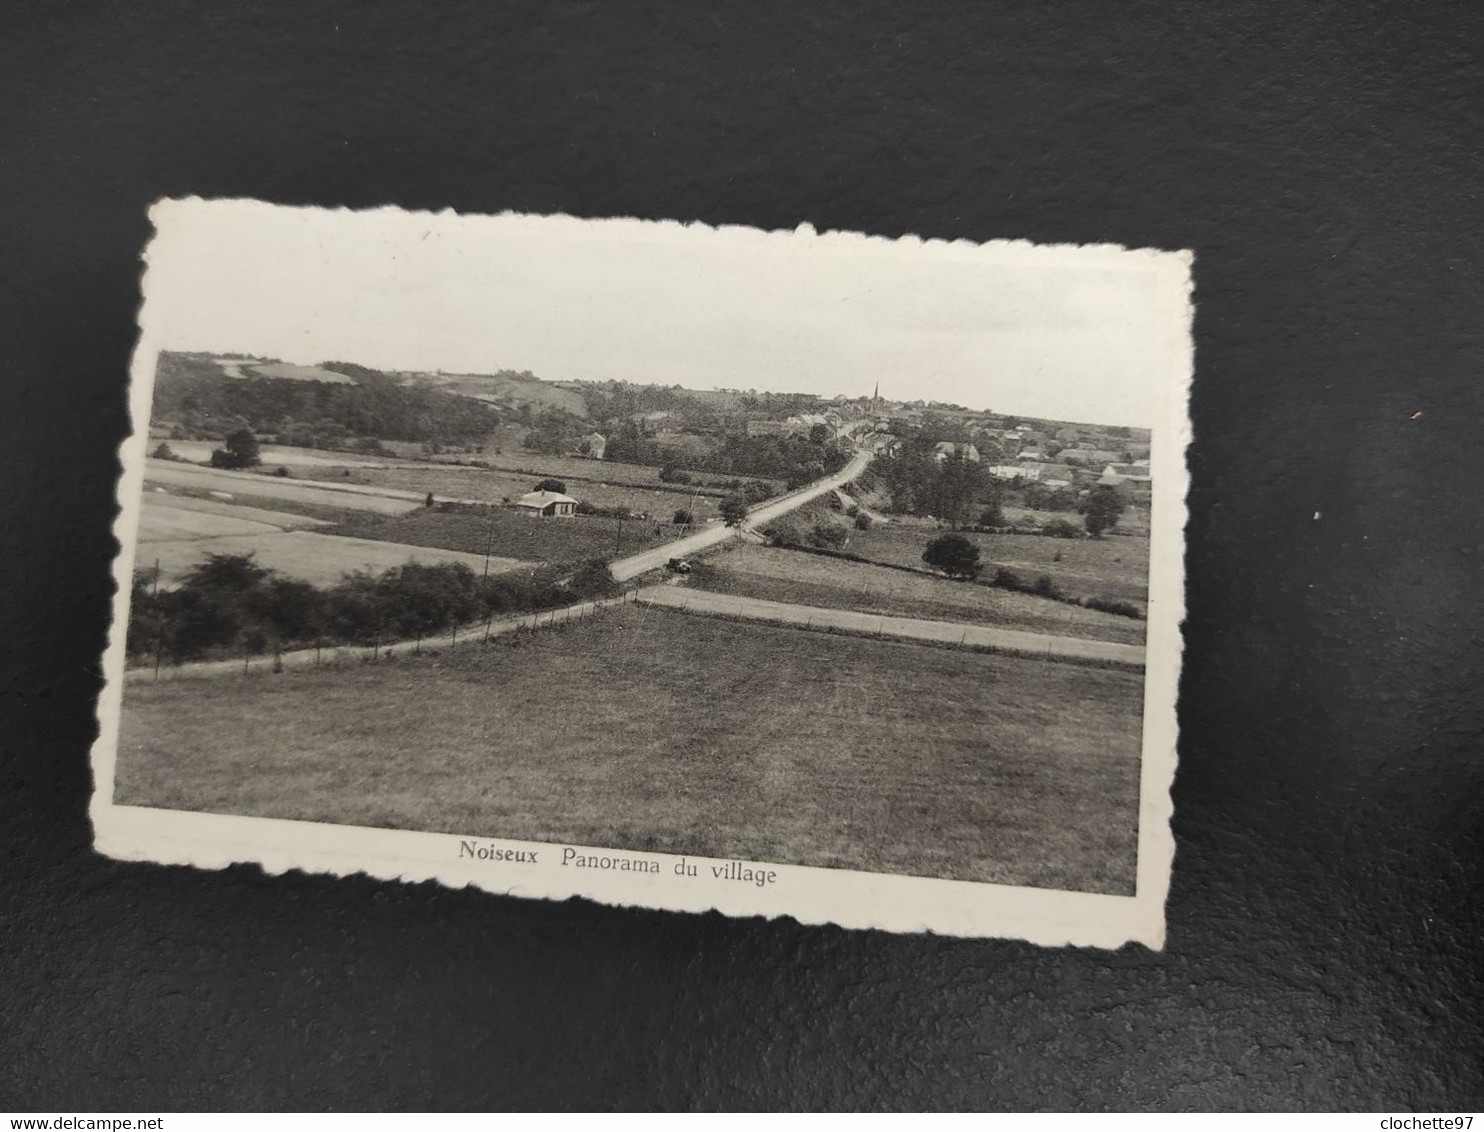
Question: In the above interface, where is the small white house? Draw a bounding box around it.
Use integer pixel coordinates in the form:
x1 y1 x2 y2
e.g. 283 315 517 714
516 490 578 517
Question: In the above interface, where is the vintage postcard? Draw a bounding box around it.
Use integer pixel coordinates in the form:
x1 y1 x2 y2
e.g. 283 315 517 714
92 199 1190 947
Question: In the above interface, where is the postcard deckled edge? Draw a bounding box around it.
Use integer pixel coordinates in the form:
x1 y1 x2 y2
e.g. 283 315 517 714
90 199 1193 949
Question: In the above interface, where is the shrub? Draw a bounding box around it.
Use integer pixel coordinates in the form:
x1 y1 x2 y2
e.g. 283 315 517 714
208 428 261 469
151 442 175 461
922 534 981 580
672 509 694 526
809 524 848 549
658 466 692 485
762 519 801 546
853 513 873 531
1041 518 1081 539
575 501 631 519
534 478 567 494
1083 597 1143 619
568 558 620 598
1032 574 1060 599
273 466 290 477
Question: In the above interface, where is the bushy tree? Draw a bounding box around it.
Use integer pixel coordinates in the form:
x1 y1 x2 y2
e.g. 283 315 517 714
534 478 567 494
719 495 748 527
922 533 981 580
762 519 801 546
1083 486 1126 537
209 428 262 469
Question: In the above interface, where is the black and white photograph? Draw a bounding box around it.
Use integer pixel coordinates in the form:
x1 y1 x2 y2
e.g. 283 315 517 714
93 199 1189 946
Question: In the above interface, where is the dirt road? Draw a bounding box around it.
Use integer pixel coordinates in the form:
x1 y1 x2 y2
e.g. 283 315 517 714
608 448 874 582
634 585 1146 667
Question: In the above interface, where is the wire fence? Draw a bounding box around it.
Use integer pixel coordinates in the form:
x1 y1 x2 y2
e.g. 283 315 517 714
131 585 649 684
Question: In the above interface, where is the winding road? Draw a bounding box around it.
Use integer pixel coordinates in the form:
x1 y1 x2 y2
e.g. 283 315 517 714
607 448 875 582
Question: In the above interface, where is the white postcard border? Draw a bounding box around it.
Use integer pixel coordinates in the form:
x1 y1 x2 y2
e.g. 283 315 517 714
91 200 1192 949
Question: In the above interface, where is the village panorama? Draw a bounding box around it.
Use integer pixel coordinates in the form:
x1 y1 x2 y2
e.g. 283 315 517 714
115 351 1155 897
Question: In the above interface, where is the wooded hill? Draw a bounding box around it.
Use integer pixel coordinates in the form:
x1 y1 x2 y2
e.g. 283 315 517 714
152 353 500 445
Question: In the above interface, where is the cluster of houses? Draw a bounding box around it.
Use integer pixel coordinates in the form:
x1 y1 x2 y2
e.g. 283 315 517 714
857 418 1152 503
548 394 1151 505
744 410 841 438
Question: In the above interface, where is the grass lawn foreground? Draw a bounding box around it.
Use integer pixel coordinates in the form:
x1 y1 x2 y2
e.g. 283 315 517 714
117 606 1144 895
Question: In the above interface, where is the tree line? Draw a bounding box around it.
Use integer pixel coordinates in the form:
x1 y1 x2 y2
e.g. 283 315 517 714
127 552 619 665
863 443 1004 527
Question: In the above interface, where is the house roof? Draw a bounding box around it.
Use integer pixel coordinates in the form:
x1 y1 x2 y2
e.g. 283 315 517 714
1023 462 1075 481
517 490 578 508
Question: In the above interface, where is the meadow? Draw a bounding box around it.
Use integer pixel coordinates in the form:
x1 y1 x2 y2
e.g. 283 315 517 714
286 463 718 521
845 519 1151 607
432 448 781 496
142 529 526 589
139 492 332 530
326 506 682 565
690 545 1146 645
144 460 416 516
116 606 1143 895
138 499 289 543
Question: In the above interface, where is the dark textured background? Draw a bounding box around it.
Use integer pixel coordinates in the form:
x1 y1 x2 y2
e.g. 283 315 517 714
2 0 1481 1111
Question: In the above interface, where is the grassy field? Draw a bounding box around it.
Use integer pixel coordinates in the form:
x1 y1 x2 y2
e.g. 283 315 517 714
140 492 332 530
690 545 1145 645
846 521 1150 607
325 506 683 565
419 447 783 496
143 529 528 588
144 460 417 516
116 606 1142 895
139 500 288 543
285 463 718 521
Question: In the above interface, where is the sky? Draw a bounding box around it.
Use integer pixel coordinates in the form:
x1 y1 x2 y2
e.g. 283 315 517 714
141 200 1189 428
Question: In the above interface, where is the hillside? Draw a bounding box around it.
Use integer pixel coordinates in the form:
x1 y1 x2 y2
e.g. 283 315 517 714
420 370 591 419
151 352 500 446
